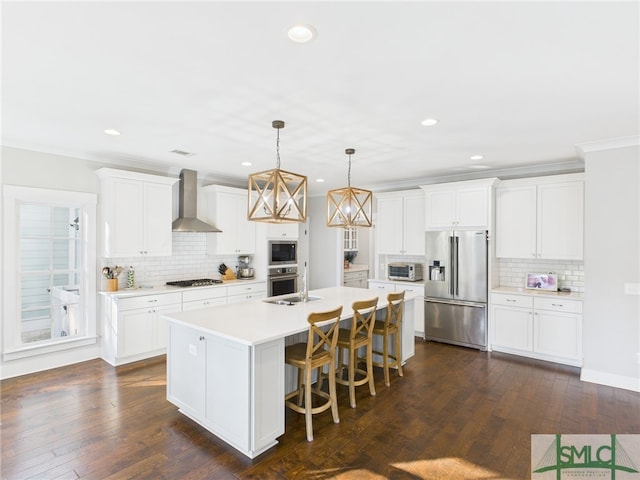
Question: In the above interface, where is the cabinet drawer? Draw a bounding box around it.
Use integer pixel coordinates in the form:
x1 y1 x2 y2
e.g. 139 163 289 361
118 292 183 310
227 282 267 297
534 297 582 314
182 287 227 302
491 293 533 309
344 271 368 281
398 285 425 296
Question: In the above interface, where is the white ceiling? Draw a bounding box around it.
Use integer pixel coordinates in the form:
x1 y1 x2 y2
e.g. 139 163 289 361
2 1 638 194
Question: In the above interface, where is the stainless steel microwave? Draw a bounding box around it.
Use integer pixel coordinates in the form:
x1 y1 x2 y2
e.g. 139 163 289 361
268 240 297 265
388 263 423 281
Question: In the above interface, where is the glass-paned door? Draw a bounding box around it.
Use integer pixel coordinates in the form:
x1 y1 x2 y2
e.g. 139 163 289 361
19 204 84 343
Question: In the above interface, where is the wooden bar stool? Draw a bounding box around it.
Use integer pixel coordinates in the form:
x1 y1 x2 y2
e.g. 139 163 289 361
371 290 405 387
284 306 343 442
335 297 378 408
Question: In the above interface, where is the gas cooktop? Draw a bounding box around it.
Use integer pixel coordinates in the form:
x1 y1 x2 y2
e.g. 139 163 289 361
166 278 223 288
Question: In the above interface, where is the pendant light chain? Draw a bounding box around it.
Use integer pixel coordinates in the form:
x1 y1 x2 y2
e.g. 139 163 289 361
347 151 352 188
275 126 281 169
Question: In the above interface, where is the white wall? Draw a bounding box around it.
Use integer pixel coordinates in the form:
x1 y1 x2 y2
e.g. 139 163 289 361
581 142 640 391
308 195 341 289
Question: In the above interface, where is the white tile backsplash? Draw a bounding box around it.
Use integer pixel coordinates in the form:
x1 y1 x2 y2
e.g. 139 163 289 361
495 258 584 293
100 232 245 289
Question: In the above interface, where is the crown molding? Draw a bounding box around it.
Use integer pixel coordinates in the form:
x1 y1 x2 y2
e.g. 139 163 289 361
576 135 640 155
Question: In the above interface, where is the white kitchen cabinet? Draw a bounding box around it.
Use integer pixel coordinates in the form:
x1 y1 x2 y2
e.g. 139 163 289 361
343 268 368 288
495 174 584 260
368 280 424 339
182 286 228 311
421 178 498 230
266 222 299 239
96 168 178 258
227 282 267 304
167 323 284 458
343 227 358 251
490 290 582 366
200 185 256 255
376 190 424 255
101 291 182 365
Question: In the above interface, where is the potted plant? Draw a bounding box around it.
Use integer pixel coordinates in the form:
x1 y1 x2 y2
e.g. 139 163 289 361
344 251 357 269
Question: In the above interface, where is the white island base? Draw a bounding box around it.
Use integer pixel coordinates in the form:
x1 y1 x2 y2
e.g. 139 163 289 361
163 286 415 458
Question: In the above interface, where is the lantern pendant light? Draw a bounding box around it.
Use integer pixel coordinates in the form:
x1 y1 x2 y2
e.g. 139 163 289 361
326 148 373 227
248 120 307 223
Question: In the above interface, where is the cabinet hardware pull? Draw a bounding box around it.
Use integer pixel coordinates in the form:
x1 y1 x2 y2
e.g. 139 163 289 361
199 336 205 341
552 303 563 307
506 299 515 302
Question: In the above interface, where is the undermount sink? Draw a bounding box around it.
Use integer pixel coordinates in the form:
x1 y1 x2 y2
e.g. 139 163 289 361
263 295 322 306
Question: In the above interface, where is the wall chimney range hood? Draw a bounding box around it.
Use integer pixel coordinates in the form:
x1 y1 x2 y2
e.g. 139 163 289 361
172 169 222 232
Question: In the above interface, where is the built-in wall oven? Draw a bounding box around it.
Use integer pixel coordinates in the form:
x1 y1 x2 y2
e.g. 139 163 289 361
268 265 298 297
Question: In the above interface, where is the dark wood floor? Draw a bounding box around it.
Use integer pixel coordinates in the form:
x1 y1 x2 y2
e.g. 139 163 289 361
2 340 639 479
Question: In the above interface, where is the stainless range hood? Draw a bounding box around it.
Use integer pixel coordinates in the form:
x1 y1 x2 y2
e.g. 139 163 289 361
172 169 222 232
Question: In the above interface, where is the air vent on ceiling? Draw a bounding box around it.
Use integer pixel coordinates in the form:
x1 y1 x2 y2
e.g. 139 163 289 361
170 149 195 157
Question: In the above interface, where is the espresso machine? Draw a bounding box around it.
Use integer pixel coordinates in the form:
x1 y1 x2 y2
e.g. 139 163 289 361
237 255 255 279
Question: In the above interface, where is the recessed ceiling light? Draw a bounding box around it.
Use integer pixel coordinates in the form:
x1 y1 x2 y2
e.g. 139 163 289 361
421 118 438 126
241 161 252 167
104 129 121 136
170 149 195 157
470 155 484 161
288 24 316 43
316 178 325 183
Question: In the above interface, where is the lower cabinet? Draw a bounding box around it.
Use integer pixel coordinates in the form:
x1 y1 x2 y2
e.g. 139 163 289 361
167 323 284 458
102 291 182 365
491 292 582 366
368 280 425 338
227 282 267 304
343 269 369 288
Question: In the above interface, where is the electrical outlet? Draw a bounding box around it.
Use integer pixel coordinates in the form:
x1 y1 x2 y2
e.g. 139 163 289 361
624 283 640 295
189 344 198 356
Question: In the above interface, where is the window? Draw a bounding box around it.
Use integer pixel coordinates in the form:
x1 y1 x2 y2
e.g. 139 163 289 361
3 186 97 359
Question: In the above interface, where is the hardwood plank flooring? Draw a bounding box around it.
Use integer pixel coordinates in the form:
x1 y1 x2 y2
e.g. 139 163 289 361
2 340 639 479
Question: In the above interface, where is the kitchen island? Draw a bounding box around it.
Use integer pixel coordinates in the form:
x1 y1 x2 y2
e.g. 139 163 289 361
162 286 416 458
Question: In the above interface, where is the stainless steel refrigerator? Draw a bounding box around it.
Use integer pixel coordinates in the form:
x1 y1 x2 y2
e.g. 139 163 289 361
424 230 488 350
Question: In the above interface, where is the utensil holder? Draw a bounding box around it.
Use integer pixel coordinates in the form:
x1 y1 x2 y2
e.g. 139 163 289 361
106 279 118 292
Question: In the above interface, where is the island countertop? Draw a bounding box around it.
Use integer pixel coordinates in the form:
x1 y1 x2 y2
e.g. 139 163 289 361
162 286 416 347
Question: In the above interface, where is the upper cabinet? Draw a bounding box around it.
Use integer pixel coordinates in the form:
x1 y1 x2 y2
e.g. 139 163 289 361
376 190 425 255
96 168 178 258
343 227 358 252
420 178 499 230
266 222 299 239
200 185 256 255
496 174 584 260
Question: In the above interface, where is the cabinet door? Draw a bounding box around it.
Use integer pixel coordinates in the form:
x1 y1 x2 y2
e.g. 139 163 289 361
267 223 298 239
495 185 537 258
491 305 533 351
167 324 207 418
377 196 403 254
109 179 144 257
424 189 456 229
119 309 153 357
143 182 174 256
534 310 582 361
403 194 425 255
456 187 488 228
537 181 584 260
234 195 256 254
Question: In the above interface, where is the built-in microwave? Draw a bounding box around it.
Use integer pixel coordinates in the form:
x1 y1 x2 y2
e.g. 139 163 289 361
268 240 297 265
388 263 423 281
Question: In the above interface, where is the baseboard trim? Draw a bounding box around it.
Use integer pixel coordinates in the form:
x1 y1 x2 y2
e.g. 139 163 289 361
580 368 640 392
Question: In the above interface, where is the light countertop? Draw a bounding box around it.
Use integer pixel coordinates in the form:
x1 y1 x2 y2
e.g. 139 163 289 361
161 286 416 347
99 278 266 298
491 286 583 300
343 264 369 273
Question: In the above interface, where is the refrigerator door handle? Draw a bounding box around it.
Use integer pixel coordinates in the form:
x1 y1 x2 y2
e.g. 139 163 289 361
449 235 455 296
454 236 459 296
